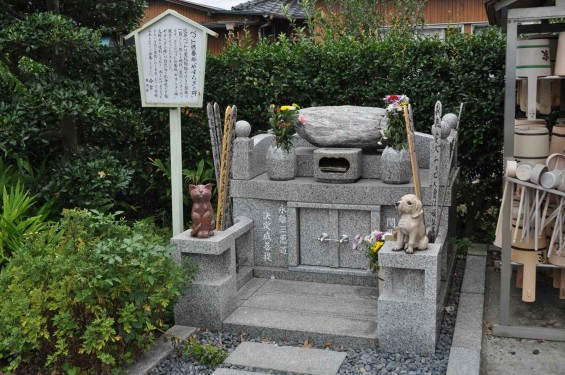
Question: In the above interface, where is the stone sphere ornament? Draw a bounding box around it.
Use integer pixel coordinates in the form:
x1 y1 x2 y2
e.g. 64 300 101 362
440 120 451 139
235 120 251 138
442 113 458 129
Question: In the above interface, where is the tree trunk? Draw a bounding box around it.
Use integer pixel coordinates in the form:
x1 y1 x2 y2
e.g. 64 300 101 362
45 0 79 157
61 115 78 155
46 0 59 12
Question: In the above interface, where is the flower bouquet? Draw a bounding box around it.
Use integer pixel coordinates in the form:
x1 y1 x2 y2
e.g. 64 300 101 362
382 95 410 150
352 230 385 272
268 104 306 152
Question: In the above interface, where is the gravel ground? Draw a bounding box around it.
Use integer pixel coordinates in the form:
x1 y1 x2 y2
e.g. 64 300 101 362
151 259 466 375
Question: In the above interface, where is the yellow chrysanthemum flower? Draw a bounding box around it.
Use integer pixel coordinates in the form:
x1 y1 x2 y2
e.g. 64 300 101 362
371 241 384 253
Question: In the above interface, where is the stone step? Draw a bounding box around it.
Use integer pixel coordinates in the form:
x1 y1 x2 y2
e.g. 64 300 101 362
223 342 347 375
212 369 270 375
236 277 267 306
253 265 377 287
223 279 378 349
236 266 254 290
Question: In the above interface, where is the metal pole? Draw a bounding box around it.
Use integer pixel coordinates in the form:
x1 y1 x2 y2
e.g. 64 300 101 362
170 107 183 236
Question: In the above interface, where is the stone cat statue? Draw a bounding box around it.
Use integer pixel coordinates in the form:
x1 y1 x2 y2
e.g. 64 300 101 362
189 183 215 238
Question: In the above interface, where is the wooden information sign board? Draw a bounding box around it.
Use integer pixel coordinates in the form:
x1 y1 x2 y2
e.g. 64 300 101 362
126 10 218 235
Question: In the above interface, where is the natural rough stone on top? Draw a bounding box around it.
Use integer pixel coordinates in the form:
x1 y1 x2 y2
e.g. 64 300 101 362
296 106 386 149
224 341 347 375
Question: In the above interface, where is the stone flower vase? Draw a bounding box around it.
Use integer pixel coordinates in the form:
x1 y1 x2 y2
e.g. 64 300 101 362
381 146 411 184
266 142 296 181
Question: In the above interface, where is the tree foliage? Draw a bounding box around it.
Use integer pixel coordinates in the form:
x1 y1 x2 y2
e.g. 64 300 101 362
0 0 212 223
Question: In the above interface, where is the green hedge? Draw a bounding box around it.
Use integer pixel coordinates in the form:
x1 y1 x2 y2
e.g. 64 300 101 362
205 29 506 239
0 28 505 238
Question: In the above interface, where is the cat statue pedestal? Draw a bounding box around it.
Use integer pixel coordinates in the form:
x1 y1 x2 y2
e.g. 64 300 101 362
171 217 254 330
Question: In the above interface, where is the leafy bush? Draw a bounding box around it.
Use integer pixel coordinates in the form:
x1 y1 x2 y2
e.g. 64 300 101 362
0 209 193 373
0 183 54 268
0 158 54 268
42 146 135 213
184 336 228 369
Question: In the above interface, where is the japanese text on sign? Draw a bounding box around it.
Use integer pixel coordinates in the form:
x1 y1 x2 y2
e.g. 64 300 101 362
139 15 203 105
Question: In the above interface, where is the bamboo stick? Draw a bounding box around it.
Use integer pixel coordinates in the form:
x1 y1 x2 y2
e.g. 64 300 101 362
404 104 421 199
216 106 233 231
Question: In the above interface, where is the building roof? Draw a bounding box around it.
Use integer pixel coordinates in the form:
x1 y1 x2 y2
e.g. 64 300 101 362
232 0 306 19
169 0 243 10
484 0 553 26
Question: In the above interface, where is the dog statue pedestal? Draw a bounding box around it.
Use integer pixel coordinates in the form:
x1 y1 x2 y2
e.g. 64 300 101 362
377 240 443 353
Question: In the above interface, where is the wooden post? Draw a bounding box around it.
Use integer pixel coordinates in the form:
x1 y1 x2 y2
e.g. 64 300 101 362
404 104 421 199
170 107 183 236
216 106 234 231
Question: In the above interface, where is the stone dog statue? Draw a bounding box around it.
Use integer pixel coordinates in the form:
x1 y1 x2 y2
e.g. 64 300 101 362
393 194 429 254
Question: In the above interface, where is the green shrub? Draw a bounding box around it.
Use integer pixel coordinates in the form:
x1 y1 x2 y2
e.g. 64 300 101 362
0 182 54 268
184 336 228 369
42 146 135 213
0 209 194 373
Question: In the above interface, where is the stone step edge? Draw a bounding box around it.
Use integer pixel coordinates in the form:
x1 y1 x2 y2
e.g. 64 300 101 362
445 250 486 375
223 321 378 350
212 368 272 375
126 325 197 375
236 265 254 290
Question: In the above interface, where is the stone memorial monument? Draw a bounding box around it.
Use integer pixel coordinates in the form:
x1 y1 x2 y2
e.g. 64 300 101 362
172 105 458 353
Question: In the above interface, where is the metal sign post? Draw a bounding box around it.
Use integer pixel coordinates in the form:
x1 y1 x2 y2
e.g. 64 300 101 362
126 10 218 235
170 107 183 236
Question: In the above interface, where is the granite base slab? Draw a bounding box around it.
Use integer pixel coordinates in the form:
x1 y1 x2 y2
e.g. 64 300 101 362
174 276 237 331
253 265 378 287
223 278 379 350
377 242 444 353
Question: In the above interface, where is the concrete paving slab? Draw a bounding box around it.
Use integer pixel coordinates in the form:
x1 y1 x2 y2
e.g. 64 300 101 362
212 369 270 375
452 293 484 349
446 347 481 375
127 325 196 374
224 342 347 375
242 291 377 320
461 255 487 294
481 266 565 375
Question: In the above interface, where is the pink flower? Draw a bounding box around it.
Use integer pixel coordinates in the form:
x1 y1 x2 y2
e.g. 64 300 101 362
298 114 306 124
